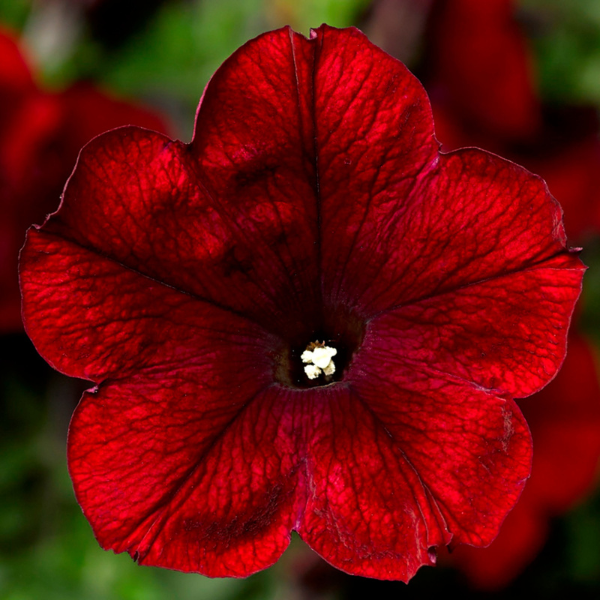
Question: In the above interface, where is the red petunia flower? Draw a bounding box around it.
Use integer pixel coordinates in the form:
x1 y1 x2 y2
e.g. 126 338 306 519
20 25 584 581
0 27 169 332
422 0 600 588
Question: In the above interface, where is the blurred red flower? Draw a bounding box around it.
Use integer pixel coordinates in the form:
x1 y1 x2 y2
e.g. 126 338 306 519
426 0 540 146
0 27 170 332
426 0 600 240
20 25 582 581
424 0 600 588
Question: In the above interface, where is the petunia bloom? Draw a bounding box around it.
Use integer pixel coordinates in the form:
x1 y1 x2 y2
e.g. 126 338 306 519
20 25 584 581
0 27 169 332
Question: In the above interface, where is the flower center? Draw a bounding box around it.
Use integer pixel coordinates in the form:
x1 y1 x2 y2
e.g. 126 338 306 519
301 342 337 380
273 306 366 389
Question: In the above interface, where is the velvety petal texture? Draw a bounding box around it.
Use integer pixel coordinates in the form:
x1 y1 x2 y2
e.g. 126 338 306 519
20 25 584 581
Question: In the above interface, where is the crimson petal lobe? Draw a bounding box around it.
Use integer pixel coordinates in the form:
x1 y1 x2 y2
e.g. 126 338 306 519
297 385 451 581
349 359 532 550
69 381 306 576
325 148 583 317
21 225 275 382
366 252 584 398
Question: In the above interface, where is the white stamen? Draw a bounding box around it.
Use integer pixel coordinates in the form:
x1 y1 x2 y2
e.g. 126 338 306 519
301 350 314 363
304 364 321 379
322 361 335 376
302 343 337 380
311 346 337 369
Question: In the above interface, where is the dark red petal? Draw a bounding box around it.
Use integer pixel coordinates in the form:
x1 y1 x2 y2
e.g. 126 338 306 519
448 333 600 588
297 385 451 581
69 382 304 577
190 26 323 330
427 0 540 142
191 24 436 326
21 152 302 576
43 122 318 336
21 227 276 382
366 252 583 398
326 147 583 322
313 28 438 312
348 359 532 552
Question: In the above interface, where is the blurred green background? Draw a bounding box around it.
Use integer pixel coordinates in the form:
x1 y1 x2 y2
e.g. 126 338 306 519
2 1 600 598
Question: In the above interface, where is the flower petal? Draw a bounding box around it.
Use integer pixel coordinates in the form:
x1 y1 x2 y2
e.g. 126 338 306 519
348 360 532 551
21 226 276 382
41 118 319 336
189 26 324 330
297 384 451 581
191 24 437 324
24 213 307 577
364 251 584 398
326 148 583 317
303 25 581 320
69 381 304 576
312 27 438 311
